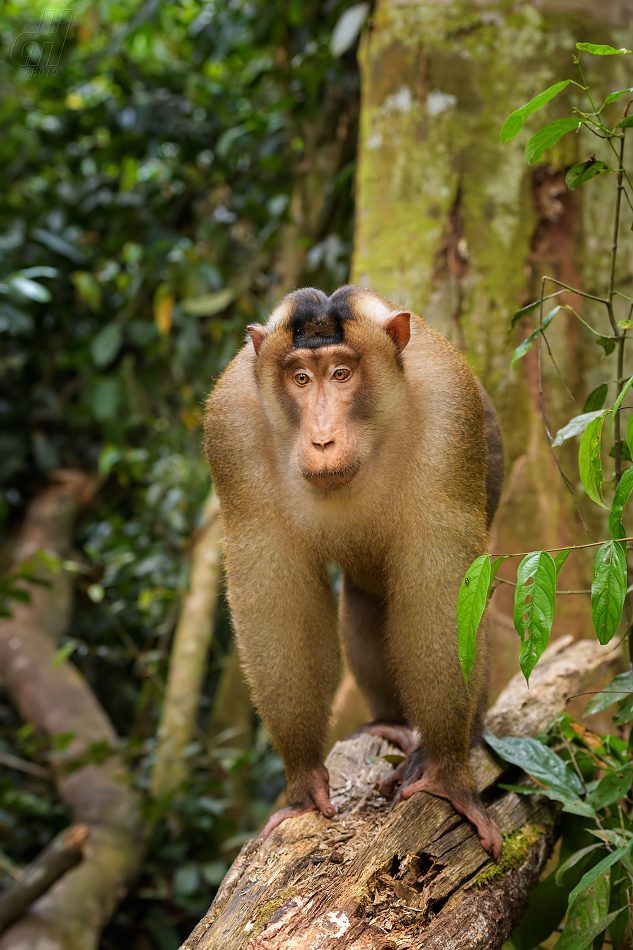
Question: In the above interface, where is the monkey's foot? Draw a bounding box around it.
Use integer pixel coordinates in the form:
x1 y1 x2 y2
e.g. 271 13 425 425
349 721 417 756
259 764 335 839
400 769 503 861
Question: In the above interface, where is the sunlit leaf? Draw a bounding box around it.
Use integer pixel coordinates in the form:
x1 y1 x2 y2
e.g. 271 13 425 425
627 414 633 462
591 541 627 644
330 3 369 57
579 413 609 506
602 88 633 107
511 307 558 367
8 276 51 302
556 844 604 885
552 411 606 447
500 81 571 143
53 640 78 668
526 118 582 165
610 375 633 420
181 287 236 316
513 551 557 683
457 555 490 683
616 115 633 129
576 42 631 55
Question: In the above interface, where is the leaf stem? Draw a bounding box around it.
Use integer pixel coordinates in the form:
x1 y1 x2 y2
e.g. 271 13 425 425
491 536 633 560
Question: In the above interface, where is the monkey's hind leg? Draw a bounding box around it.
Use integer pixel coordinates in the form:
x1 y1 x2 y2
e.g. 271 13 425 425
340 576 417 755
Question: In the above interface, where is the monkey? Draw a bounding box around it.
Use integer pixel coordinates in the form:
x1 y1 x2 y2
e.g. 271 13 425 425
204 285 505 860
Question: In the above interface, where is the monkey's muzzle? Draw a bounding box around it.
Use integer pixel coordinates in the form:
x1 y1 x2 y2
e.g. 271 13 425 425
301 464 359 491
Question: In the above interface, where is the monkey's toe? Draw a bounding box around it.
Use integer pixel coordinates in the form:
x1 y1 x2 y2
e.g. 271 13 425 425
260 765 335 838
350 721 418 755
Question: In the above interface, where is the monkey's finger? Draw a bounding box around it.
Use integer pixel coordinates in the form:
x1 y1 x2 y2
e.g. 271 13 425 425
259 803 315 839
311 785 336 819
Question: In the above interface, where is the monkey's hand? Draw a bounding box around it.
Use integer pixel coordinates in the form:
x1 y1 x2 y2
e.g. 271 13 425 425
379 752 503 861
259 764 335 839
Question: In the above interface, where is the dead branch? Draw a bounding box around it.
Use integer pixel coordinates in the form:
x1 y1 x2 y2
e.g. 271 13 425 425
180 635 620 950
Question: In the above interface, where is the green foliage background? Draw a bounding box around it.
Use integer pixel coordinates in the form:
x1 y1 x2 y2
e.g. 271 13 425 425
0 1 358 945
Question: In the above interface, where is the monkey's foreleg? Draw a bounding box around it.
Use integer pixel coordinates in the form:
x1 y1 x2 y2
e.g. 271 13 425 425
384 548 502 860
224 530 340 836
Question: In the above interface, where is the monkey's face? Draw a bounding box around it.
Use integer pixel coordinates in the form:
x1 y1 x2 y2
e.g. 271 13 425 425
280 343 363 491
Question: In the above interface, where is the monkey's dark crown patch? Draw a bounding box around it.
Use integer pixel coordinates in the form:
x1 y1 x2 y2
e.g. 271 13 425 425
289 285 356 349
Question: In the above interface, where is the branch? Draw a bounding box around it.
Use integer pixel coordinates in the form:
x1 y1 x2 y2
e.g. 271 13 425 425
0 472 144 950
151 490 223 799
179 635 620 950
0 826 87 932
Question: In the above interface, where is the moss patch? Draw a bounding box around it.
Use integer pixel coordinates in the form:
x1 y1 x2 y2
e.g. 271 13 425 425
250 889 299 937
475 824 543 889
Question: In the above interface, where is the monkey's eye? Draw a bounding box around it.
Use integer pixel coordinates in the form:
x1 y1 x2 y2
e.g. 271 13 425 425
332 367 351 381
294 371 310 386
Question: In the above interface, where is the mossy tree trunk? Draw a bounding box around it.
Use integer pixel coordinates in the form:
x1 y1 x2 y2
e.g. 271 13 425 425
352 0 633 695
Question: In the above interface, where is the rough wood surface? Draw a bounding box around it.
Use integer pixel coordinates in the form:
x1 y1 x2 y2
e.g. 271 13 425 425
181 636 619 950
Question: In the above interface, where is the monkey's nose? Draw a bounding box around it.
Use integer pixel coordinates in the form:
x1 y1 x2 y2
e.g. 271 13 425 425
312 437 335 452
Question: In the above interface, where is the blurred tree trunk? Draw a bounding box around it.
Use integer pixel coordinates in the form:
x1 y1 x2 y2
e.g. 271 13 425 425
152 491 223 800
0 472 144 950
351 0 633 699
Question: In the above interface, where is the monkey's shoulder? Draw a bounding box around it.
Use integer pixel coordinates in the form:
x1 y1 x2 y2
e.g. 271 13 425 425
204 349 262 459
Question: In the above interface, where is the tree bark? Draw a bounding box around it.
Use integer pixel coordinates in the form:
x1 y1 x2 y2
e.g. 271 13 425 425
179 635 619 950
0 471 144 950
351 0 633 698
152 490 223 799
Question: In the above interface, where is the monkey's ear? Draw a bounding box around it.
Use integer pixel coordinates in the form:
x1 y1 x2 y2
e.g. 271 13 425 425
247 324 268 355
382 310 411 352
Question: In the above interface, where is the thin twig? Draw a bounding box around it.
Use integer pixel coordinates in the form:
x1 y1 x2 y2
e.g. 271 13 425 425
491 535 633 560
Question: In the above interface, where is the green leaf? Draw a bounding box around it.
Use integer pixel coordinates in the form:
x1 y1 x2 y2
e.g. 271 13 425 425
510 292 564 331
576 42 631 55
91 323 122 369
583 384 609 413
591 541 627 644
584 671 633 715
613 695 633 726
566 159 613 191
616 115 633 129
457 555 491 683
552 410 606 447
587 767 633 809
181 287 236 316
8 276 52 302
608 440 633 461
553 548 571 577
513 551 557 683
597 336 616 356
511 308 559 367
489 555 507 589
484 730 583 794
610 375 633 420
31 227 85 263
608 466 633 540
526 118 582 165
558 874 617 950
556 844 604 885
92 377 120 422
53 640 78 668
579 413 609 507
627 414 633 460
602 88 633 107
567 843 633 912
499 782 596 817
500 81 572 143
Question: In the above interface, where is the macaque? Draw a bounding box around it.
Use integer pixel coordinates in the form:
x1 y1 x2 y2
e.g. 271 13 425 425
204 285 504 859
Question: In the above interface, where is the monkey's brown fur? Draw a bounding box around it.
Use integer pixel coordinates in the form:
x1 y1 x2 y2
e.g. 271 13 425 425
204 285 504 858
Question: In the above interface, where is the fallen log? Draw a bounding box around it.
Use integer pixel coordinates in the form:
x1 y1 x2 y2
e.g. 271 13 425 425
181 635 620 950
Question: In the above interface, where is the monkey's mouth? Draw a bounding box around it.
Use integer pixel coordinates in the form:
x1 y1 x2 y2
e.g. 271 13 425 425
301 463 360 491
